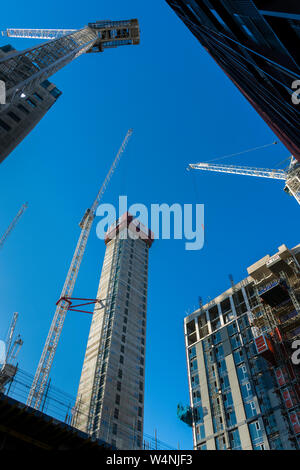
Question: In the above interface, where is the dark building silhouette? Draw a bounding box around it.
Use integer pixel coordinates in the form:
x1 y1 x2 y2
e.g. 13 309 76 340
166 1 300 161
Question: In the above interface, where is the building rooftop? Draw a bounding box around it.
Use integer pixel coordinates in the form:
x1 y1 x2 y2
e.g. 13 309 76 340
185 243 300 324
105 212 154 247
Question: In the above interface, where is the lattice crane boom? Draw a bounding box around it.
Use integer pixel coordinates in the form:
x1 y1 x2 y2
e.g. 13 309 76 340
188 158 300 205
26 129 133 410
0 20 140 101
5 312 18 364
0 203 28 250
1 29 77 39
188 162 287 180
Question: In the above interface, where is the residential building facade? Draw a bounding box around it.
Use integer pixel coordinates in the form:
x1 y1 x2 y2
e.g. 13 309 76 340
184 243 300 450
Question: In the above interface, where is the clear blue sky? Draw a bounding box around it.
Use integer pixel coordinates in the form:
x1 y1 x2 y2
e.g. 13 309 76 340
0 0 299 450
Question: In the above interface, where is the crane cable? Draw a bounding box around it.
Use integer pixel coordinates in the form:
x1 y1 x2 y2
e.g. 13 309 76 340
203 141 278 163
273 155 293 169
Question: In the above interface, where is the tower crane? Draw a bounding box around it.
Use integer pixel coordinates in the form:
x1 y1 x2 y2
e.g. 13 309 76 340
0 20 140 102
0 203 28 250
0 312 23 392
1 29 77 40
26 129 133 410
188 157 300 205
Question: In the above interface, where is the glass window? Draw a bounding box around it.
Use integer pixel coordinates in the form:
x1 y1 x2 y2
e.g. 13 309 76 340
218 359 227 374
189 346 196 358
233 349 244 365
196 424 206 441
231 334 241 350
220 374 230 391
33 92 43 101
249 421 263 446
245 401 257 419
191 374 200 388
213 331 222 344
237 364 248 382
50 87 62 99
226 410 237 427
241 382 253 400
0 118 11 131
26 98 37 108
216 434 227 450
216 345 224 360
229 429 242 450
193 389 201 404
227 322 237 336
112 423 117 435
7 111 21 123
17 104 29 115
41 80 51 89
223 391 233 409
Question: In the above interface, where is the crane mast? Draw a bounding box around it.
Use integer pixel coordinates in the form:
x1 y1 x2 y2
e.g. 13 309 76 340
0 20 140 101
5 312 18 363
26 129 133 410
189 158 300 205
0 312 23 392
0 203 28 250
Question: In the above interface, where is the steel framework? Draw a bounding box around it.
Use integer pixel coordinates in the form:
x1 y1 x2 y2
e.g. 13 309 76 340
0 20 140 101
56 297 105 315
26 129 133 410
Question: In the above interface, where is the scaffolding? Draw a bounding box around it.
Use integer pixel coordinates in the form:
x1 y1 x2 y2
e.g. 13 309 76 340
1 367 177 450
250 253 300 444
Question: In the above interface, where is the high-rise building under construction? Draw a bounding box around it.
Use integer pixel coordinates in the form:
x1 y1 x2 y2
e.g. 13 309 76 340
181 243 300 450
74 213 154 450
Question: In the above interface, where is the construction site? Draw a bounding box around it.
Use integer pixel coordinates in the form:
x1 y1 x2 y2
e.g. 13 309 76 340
0 1 300 454
0 16 178 451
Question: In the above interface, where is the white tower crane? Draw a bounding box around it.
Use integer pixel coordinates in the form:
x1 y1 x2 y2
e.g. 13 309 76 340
0 21 140 102
0 203 28 250
188 157 300 205
0 312 23 392
26 129 133 410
